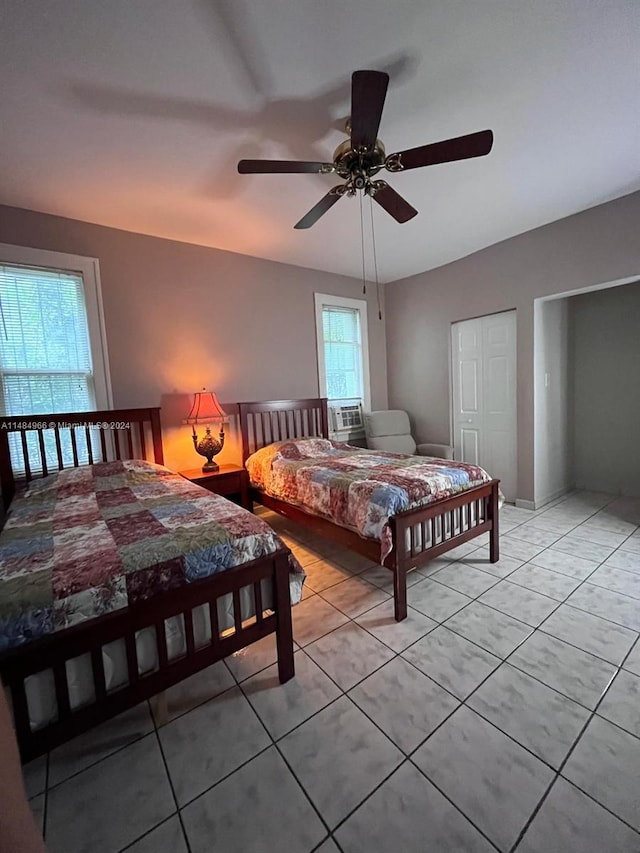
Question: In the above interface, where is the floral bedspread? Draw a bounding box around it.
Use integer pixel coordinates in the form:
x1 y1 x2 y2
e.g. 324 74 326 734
0 460 304 651
246 438 494 558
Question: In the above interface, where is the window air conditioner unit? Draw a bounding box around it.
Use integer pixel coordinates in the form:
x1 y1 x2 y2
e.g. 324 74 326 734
329 402 364 432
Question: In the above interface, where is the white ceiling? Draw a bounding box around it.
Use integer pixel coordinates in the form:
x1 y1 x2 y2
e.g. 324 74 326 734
1 0 639 283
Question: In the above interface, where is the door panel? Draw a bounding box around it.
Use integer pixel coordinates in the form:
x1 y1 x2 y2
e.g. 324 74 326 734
452 311 517 500
461 428 481 465
486 356 509 413
460 359 480 413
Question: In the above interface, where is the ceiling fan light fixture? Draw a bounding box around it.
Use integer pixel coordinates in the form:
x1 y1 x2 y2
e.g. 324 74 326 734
237 69 494 229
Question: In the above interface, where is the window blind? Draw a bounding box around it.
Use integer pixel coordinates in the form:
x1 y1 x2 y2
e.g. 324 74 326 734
322 305 363 401
0 263 96 469
0 264 95 414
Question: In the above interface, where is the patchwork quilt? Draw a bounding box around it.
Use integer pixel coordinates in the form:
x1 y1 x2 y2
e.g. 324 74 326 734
246 438 494 558
0 460 304 651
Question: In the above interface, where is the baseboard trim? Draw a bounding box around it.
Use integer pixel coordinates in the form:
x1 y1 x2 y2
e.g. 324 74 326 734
514 499 536 510
516 486 573 511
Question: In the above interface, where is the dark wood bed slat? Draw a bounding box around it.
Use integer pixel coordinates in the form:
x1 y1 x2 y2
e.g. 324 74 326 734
126 428 134 459
20 431 31 481
70 429 79 467
125 634 140 686
99 428 107 463
184 609 195 658
138 421 147 461
208 600 220 645
54 427 64 469
254 582 264 623
53 663 72 718
155 622 169 672
232 589 243 634
37 431 48 477
85 426 94 465
91 647 107 702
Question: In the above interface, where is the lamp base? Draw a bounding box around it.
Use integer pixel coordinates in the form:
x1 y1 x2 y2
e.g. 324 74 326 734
192 426 225 474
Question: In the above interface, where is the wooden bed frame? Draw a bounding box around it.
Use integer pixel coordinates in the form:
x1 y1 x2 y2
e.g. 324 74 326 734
239 398 500 622
0 408 294 762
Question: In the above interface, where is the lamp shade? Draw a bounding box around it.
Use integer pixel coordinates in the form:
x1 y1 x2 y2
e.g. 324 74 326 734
185 390 227 424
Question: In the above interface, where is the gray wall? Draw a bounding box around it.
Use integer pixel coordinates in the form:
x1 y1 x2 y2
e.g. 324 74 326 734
570 280 640 495
0 204 388 469
534 298 572 507
385 190 640 503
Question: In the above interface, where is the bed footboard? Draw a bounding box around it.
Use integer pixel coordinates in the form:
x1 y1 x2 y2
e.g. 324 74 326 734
1 551 294 762
388 479 500 620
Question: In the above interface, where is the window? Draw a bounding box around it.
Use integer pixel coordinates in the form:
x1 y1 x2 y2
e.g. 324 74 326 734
314 293 370 411
0 244 112 468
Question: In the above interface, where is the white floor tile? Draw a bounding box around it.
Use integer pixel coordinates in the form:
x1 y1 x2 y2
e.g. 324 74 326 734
539 604 638 665
349 657 459 753
413 706 554 852
48 701 154 788
508 631 617 709
182 746 326 853
242 649 341 740
336 761 495 853
478 580 559 627
506 564 582 602
444 600 533 658
278 696 403 829
159 685 270 806
517 777 640 853
596 669 640 737
562 716 640 831
291 595 350 647
623 639 640 675
46 735 174 853
304 622 395 691
402 625 501 699
318 574 390 617
354 598 437 652
567 583 640 631
125 816 188 853
467 663 589 768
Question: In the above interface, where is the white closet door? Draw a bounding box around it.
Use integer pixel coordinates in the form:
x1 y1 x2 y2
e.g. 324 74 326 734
452 318 483 466
452 311 517 500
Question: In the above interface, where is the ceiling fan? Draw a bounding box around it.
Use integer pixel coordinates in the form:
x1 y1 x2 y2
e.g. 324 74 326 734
237 69 494 229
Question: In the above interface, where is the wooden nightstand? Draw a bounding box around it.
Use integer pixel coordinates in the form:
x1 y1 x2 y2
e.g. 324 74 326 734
179 464 252 511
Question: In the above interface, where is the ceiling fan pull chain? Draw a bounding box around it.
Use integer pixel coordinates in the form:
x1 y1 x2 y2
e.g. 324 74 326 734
359 191 367 295
368 196 382 320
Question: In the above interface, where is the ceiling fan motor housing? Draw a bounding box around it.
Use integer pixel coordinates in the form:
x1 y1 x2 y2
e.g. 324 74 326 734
332 138 386 181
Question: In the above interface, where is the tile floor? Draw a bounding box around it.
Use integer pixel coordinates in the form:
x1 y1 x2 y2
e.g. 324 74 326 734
21 491 640 852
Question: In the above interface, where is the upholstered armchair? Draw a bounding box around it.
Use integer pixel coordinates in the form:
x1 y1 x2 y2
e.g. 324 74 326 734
363 410 454 459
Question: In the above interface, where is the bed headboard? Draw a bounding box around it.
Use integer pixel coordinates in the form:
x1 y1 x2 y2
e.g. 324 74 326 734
238 398 329 464
0 407 164 511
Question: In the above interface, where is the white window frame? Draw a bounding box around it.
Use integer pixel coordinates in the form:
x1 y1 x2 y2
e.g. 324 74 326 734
314 292 371 412
0 243 113 410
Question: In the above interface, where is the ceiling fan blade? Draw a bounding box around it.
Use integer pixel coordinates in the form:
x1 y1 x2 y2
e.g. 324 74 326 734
350 70 389 152
386 129 494 172
238 159 333 174
371 183 418 223
294 188 344 229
